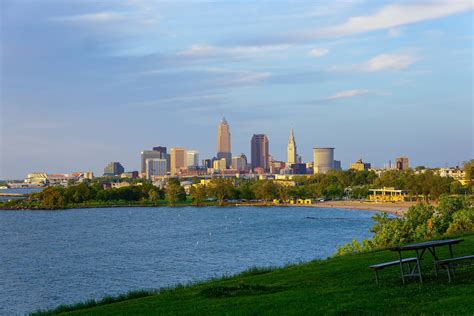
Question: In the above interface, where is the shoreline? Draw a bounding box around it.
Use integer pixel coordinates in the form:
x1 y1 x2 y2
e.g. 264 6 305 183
309 200 418 216
0 200 418 215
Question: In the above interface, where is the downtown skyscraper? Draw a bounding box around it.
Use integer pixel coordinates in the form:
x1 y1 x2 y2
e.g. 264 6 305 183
251 134 269 171
217 117 232 168
287 128 297 164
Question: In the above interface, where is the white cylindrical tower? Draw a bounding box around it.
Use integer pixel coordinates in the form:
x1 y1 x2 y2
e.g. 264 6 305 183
313 148 335 174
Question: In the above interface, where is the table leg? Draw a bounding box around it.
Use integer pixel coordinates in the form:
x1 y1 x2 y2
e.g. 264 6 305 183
415 249 423 284
398 250 405 284
432 247 438 276
448 244 456 276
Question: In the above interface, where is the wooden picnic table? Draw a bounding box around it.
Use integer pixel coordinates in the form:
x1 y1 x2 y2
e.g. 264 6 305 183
390 239 464 284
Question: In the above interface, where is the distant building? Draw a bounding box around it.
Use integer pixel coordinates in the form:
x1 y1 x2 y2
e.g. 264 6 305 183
146 158 167 179
350 159 371 171
251 134 270 171
83 172 94 180
232 156 246 171
287 128 298 164
120 171 139 179
334 160 342 171
290 163 307 175
203 159 212 169
313 148 334 174
186 150 199 167
217 117 232 168
213 158 227 170
270 160 286 174
103 162 124 176
170 147 186 175
141 148 166 174
395 156 409 170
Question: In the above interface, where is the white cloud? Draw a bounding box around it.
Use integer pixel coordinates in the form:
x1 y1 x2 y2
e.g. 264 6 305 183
308 48 329 57
176 44 218 58
314 0 474 38
325 89 370 100
176 44 289 59
362 53 418 72
51 12 126 23
388 28 401 38
206 68 271 84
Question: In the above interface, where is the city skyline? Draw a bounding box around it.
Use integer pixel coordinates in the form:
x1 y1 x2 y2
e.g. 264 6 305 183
1 1 473 179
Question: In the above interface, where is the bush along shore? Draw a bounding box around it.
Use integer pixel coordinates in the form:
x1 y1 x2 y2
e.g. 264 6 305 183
1 167 473 210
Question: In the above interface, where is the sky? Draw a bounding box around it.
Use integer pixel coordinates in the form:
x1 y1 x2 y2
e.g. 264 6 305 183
1 0 473 179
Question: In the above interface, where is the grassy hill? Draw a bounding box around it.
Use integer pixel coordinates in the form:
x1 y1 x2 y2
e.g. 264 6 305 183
35 233 474 315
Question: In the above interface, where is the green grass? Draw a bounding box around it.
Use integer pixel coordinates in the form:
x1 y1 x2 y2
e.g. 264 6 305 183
33 234 474 315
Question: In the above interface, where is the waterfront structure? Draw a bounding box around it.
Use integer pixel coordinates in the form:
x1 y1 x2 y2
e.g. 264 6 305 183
350 159 371 171
369 187 408 202
313 148 334 174
170 147 186 175
217 117 232 168
213 158 227 170
287 128 298 164
186 150 199 167
232 156 246 171
104 162 124 176
141 148 166 174
251 134 270 171
395 156 409 170
145 158 167 179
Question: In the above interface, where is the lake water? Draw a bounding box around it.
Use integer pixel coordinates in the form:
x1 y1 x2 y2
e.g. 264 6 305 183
0 206 376 315
0 188 43 202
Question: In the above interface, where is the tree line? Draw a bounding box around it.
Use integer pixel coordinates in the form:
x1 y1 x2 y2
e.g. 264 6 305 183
1 162 472 210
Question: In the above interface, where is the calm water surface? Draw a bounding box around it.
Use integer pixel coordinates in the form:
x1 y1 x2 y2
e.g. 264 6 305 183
0 206 376 315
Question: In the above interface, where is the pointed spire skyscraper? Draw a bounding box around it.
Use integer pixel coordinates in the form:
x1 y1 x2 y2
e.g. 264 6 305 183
287 128 297 164
217 117 232 168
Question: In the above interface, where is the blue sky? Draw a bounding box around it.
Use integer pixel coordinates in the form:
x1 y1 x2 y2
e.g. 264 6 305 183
1 0 473 179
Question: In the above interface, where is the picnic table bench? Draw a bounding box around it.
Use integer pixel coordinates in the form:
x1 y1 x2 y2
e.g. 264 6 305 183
369 257 418 284
435 255 474 282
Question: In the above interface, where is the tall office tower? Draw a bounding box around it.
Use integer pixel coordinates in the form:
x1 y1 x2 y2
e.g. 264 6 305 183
395 156 409 170
170 147 186 175
313 147 335 174
251 134 270 171
186 150 199 167
141 147 166 174
145 158 167 179
287 128 298 164
217 117 232 168
103 162 125 176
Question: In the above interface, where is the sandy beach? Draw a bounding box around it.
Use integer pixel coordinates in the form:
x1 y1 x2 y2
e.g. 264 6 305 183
310 200 419 217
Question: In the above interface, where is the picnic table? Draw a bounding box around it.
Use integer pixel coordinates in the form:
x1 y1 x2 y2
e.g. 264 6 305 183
389 239 463 284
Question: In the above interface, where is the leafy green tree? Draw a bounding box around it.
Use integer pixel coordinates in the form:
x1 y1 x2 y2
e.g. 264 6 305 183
165 181 186 206
148 188 160 203
251 180 278 202
39 187 67 209
207 178 235 206
190 185 207 206
236 180 256 200
445 209 474 235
